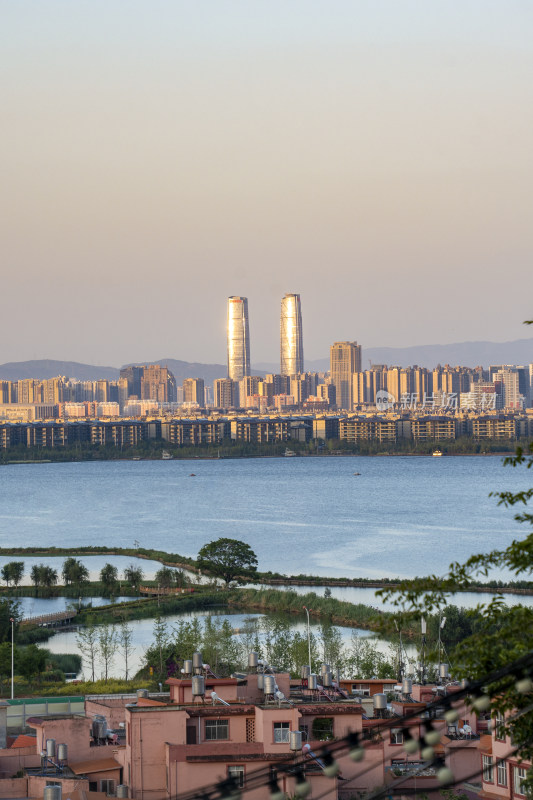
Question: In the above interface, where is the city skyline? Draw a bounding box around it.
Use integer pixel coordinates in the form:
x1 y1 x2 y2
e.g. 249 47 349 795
2 2 532 366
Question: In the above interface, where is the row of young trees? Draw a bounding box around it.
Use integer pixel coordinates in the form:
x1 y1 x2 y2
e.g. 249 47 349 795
76 620 135 681
143 613 398 681
0 558 189 595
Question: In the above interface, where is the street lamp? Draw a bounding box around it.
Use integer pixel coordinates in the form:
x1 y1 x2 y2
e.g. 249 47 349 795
10 617 14 699
302 606 311 671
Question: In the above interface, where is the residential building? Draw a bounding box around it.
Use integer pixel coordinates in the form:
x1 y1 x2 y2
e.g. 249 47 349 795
330 342 362 410
213 378 238 409
182 378 205 406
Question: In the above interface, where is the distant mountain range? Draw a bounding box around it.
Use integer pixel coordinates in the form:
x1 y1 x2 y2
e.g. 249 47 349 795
1 338 532 382
255 338 533 372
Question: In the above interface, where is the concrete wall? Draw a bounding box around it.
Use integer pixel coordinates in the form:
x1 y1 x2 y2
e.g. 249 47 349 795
0 746 40 776
86 699 129 730
27 774 89 798
126 707 187 800
0 776 27 798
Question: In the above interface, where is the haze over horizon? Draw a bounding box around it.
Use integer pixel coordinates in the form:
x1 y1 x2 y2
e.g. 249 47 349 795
2 1 532 366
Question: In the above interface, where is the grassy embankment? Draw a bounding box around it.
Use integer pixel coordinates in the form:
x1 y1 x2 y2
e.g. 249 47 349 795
1 545 531 595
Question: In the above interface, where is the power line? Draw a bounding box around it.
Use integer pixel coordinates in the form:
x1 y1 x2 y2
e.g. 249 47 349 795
169 649 533 800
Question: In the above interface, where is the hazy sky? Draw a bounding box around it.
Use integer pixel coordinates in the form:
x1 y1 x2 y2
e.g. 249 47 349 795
2 1 532 367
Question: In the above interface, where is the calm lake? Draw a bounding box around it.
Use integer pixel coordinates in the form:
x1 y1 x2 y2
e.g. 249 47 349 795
0 455 530 581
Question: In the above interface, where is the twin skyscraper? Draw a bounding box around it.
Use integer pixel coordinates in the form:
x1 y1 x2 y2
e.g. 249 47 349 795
227 294 303 380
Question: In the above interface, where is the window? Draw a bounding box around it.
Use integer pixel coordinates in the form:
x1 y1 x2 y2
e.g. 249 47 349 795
352 684 370 696
100 779 115 796
514 766 527 796
482 755 493 783
227 766 245 789
497 761 508 787
205 719 229 740
494 712 506 741
273 722 290 743
390 729 404 745
312 717 334 741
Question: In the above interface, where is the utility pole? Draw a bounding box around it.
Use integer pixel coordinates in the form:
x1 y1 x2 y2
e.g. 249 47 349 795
303 606 311 671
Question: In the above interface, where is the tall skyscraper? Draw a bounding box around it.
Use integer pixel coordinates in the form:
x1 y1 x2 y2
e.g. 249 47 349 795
280 293 304 375
330 341 362 410
227 297 251 381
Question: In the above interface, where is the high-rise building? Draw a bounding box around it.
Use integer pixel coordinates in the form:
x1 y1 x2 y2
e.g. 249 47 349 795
330 341 362 410
120 365 177 403
280 293 304 376
227 297 250 381
183 378 205 406
213 378 238 409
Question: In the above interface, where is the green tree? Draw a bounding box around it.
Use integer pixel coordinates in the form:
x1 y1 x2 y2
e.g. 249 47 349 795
9 562 24 588
76 621 99 682
30 564 44 589
345 632 396 679
98 624 118 681
0 641 16 692
123 565 144 592
18 644 47 686
170 619 203 662
196 538 258 587
1 562 23 588
62 557 89 586
152 613 169 677
319 621 345 672
41 565 58 590
118 620 135 681
155 566 175 589
100 563 119 596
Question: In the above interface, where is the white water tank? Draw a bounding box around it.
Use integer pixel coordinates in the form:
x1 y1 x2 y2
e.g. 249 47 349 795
257 673 264 690
290 731 302 751
301 665 310 679
308 674 318 690
264 675 276 695
57 743 68 762
46 739 56 758
183 660 193 675
248 652 258 668
116 786 129 798
192 675 205 697
192 652 203 671
373 693 387 710
402 679 412 695
43 787 61 800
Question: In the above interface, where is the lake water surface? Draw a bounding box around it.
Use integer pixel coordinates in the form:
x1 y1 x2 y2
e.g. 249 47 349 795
0 455 529 581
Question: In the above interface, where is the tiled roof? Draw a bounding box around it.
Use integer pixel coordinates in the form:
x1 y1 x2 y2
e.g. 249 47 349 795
10 734 37 749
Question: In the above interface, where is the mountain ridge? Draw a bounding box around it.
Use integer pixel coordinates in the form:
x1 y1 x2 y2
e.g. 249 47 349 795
1 338 532 381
